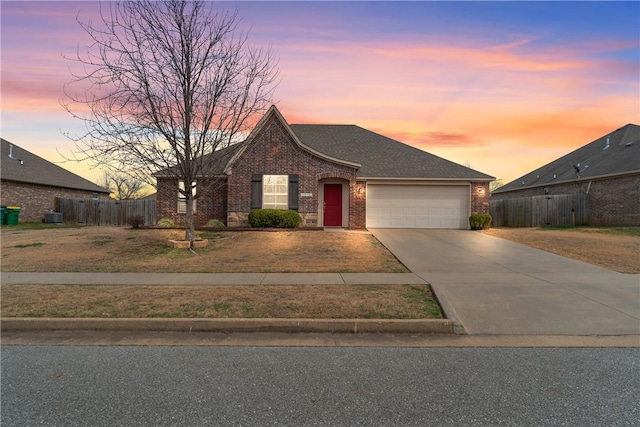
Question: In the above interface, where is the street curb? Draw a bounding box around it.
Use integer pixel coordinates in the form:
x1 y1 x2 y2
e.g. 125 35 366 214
429 283 466 334
1 318 455 334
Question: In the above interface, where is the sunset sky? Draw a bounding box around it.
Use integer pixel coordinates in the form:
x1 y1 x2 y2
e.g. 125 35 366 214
2 1 639 186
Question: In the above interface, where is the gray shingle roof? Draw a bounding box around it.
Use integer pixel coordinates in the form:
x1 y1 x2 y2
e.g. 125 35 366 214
494 124 640 193
1 139 110 193
289 124 494 180
154 106 495 181
153 142 244 177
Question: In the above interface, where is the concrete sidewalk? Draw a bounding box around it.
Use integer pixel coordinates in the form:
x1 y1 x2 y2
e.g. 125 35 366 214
371 229 640 336
1 272 426 286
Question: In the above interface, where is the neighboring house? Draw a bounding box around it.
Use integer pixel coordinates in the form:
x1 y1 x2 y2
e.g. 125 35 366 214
1 139 111 222
492 124 640 226
155 106 494 229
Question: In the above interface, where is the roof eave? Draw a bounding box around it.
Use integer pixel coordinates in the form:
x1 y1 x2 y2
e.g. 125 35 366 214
493 169 640 194
154 173 228 180
359 176 495 182
1 177 110 194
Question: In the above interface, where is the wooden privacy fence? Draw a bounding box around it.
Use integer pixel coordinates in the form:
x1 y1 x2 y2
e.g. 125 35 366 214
55 198 156 226
490 193 588 227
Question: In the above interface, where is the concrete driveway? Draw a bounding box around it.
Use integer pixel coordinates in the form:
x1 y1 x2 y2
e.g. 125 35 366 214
371 229 640 336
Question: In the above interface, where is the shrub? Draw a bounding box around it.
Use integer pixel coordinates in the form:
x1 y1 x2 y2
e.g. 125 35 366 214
128 215 145 229
248 209 301 228
469 213 492 230
156 218 175 228
204 219 226 228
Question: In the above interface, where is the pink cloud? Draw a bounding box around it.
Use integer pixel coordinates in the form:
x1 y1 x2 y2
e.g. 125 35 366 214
370 42 590 72
418 132 485 147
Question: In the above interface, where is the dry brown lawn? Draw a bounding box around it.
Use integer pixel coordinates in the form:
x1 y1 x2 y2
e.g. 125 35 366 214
482 227 640 274
1 226 421 319
1 284 441 319
0 227 406 273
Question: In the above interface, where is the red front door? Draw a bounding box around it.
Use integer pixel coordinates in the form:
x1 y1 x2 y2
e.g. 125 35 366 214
323 184 343 227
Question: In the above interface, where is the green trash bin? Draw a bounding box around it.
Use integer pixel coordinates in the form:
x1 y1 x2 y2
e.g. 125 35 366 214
6 206 21 226
0 205 6 226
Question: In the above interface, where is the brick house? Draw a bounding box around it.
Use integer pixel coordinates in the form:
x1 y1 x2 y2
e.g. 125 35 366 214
0 138 111 222
155 106 494 229
492 124 640 226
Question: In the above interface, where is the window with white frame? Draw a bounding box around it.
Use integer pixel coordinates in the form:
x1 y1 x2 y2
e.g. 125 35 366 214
178 180 196 213
262 175 288 209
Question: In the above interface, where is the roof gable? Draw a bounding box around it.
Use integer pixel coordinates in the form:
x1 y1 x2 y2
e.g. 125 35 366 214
1 139 110 193
290 124 494 180
225 106 361 173
495 124 640 193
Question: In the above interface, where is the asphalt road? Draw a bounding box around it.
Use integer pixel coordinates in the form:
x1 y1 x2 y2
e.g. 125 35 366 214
2 346 639 426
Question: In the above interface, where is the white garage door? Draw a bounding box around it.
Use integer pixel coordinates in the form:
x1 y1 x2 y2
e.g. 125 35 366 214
366 184 469 229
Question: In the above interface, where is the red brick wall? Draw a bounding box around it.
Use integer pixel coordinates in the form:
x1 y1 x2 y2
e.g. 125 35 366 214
156 177 227 227
227 115 359 228
589 175 639 226
350 181 367 229
471 182 491 215
491 173 640 226
0 180 109 222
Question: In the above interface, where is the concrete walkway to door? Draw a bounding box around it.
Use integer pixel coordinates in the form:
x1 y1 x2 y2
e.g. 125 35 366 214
371 229 640 336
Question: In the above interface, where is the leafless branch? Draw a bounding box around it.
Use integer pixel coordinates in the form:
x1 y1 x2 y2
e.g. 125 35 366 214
61 0 279 246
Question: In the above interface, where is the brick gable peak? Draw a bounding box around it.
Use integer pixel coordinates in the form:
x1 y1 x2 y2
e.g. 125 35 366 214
224 105 360 174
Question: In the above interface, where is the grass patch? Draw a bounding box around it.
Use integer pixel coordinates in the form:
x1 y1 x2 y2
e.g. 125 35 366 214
600 227 640 237
2 222 79 230
540 225 582 231
405 285 443 318
1 284 443 319
540 225 640 236
199 231 224 240
13 242 45 248
91 236 114 246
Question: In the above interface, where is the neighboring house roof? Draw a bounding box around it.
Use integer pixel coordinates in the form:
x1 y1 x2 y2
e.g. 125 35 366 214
494 123 640 194
1 138 110 193
290 124 494 180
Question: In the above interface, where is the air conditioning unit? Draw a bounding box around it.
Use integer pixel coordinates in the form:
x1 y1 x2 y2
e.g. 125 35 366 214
43 212 63 223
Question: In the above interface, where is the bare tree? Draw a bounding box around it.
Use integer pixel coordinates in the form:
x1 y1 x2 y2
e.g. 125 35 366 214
62 0 278 248
490 179 504 192
99 170 149 200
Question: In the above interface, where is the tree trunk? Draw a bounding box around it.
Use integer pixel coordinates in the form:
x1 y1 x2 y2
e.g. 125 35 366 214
185 195 196 250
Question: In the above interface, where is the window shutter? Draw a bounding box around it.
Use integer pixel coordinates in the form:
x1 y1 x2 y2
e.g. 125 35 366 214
288 174 299 211
251 174 263 209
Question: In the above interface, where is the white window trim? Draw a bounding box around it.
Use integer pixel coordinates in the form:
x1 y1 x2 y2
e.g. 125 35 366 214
262 174 288 210
178 180 196 214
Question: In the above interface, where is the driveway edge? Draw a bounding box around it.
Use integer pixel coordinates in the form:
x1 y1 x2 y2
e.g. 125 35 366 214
1 318 454 334
429 282 466 334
